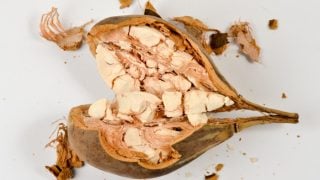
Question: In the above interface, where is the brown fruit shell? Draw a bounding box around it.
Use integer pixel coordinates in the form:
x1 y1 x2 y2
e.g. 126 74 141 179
68 15 298 178
69 105 235 178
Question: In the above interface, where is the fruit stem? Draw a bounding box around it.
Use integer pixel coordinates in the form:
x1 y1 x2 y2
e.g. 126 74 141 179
208 115 298 133
240 97 299 119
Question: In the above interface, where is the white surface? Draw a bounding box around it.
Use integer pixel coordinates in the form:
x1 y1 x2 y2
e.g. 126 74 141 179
0 0 319 179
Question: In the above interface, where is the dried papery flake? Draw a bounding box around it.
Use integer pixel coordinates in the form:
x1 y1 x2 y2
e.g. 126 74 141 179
40 7 92 51
119 0 133 9
229 22 260 62
45 123 84 180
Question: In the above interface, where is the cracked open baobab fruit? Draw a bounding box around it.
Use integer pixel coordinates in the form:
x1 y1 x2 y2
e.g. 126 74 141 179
67 12 299 178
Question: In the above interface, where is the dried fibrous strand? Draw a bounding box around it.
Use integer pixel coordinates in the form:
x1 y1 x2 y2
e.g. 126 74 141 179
229 22 260 62
45 123 84 180
40 7 91 51
119 0 133 9
268 19 278 30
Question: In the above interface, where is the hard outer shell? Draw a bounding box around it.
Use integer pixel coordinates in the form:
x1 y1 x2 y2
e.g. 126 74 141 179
69 15 298 178
68 105 234 178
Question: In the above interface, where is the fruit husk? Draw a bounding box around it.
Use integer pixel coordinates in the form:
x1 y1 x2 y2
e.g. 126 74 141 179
68 105 234 178
67 15 299 178
68 105 297 178
86 15 297 117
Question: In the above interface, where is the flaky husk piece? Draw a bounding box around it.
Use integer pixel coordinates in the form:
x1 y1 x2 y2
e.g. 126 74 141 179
229 22 260 62
40 7 92 51
68 15 298 178
119 0 133 9
46 123 84 180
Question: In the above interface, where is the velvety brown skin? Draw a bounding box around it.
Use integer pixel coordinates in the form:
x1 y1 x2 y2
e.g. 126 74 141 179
68 105 234 178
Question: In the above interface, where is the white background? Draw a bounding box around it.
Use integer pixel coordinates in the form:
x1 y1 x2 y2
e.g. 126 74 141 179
0 0 319 179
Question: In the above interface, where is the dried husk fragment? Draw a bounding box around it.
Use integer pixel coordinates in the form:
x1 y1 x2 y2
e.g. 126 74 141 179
40 7 91 51
282 92 287 99
66 14 299 178
144 1 161 18
269 19 278 30
46 123 84 180
205 173 219 180
229 22 260 62
209 32 229 55
119 0 133 9
215 163 224 172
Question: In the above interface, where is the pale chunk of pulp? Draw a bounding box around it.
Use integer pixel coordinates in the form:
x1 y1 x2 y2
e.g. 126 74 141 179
86 25 234 165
